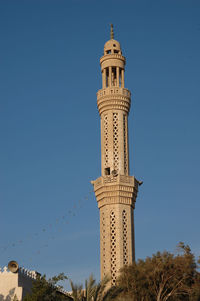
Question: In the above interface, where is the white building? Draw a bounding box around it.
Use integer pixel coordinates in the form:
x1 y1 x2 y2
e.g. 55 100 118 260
0 265 37 301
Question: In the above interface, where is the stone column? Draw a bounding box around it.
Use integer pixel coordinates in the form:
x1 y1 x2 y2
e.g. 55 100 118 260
121 69 124 88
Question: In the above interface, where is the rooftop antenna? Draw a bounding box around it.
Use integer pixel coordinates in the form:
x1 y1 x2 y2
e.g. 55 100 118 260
110 24 114 39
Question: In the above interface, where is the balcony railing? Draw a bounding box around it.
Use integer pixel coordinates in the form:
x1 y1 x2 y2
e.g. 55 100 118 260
97 87 131 99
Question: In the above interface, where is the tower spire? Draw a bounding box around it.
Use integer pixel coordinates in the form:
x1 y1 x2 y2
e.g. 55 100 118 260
110 23 114 39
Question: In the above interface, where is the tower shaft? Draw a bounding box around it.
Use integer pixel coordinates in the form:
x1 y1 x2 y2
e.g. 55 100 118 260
92 29 139 285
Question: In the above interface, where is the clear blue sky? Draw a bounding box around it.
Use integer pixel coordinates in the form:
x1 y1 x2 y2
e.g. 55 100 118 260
0 0 200 288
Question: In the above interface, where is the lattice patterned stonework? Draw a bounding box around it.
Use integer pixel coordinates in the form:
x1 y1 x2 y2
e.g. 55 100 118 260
122 210 128 265
113 113 119 171
104 115 109 167
123 114 128 175
110 211 117 285
101 212 106 277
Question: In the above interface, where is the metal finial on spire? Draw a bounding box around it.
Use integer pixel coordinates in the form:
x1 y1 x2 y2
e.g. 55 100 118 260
110 24 114 39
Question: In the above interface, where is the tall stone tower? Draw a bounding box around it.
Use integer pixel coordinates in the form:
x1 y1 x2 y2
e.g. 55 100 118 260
92 25 140 285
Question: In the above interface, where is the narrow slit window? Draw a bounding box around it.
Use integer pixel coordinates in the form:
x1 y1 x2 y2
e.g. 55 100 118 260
119 68 122 87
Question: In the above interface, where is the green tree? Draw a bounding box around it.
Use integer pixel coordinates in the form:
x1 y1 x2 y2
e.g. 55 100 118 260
89 275 122 301
69 279 84 301
117 243 200 301
70 275 122 301
188 256 200 301
23 273 72 301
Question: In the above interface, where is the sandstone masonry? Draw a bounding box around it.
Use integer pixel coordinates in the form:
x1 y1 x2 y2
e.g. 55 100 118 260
91 25 140 285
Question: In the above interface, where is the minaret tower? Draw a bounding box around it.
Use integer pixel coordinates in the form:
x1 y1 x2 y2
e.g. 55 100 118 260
92 25 140 285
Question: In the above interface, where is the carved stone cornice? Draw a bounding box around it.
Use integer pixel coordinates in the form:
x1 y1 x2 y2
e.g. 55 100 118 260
100 53 126 65
97 87 131 115
91 175 138 209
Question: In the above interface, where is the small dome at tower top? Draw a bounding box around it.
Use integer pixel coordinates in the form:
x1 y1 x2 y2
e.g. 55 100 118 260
103 24 122 55
104 39 121 52
104 39 122 55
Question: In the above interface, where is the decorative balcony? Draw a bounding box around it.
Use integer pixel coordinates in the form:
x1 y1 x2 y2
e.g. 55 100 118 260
91 175 138 209
97 87 131 115
100 53 126 65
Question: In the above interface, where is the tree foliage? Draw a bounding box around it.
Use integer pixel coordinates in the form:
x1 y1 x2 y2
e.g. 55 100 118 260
117 243 200 301
22 243 200 301
70 275 122 301
24 273 120 301
23 273 71 301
